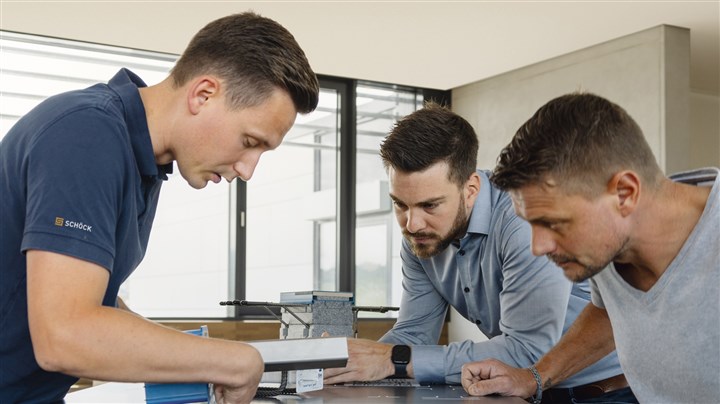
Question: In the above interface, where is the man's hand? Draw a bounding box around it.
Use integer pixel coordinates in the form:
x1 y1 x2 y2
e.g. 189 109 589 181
461 359 537 398
212 377 260 404
323 339 395 384
212 350 264 404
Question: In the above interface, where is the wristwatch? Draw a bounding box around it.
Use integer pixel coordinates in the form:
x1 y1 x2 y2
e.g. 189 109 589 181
391 345 411 378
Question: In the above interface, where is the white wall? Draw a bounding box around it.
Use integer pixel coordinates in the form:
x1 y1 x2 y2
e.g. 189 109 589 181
452 25 693 175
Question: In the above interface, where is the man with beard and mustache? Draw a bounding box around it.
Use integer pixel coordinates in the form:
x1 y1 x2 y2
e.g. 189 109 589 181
323 102 635 404
461 93 719 403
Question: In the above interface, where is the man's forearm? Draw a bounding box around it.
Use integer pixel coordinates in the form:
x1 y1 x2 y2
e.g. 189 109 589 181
33 306 262 387
27 250 263 389
534 304 615 389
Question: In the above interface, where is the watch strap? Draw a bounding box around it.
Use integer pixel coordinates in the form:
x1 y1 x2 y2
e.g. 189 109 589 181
394 362 408 378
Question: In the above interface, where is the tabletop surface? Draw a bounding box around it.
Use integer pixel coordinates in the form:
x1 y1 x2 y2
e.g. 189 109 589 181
67 381 526 403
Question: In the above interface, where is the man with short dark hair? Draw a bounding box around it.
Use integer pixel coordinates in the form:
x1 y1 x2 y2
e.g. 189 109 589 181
323 102 635 404
461 93 719 403
0 12 318 403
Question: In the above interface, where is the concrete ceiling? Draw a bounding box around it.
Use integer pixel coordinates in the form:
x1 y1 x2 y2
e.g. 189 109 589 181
1 1 718 93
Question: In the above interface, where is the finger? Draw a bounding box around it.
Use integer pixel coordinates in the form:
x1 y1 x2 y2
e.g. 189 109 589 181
466 378 513 397
213 385 224 403
323 367 347 378
323 371 356 385
461 371 480 391
467 359 504 381
461 363 481 380
465 381 486 397
321 331 330 337
461 362 490 386
477 360 501 380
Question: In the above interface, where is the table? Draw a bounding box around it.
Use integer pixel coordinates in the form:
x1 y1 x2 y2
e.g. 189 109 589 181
262 384 526 403
66 382 526 403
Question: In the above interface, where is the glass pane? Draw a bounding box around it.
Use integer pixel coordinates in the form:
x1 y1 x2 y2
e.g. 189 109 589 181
354 84 423 316
0 31 172 139
318 221 337 290
355 220 390 312
245 88 340 302
127 176 230 318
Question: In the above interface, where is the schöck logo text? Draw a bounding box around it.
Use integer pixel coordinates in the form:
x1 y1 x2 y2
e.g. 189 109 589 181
54 217 93 233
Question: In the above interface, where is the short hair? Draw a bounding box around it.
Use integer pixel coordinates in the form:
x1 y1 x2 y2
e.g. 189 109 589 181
171 12 319 113
380 101 478 187
491 93 662 196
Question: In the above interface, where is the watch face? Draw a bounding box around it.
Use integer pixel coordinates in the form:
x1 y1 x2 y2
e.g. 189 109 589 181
392 345 411 364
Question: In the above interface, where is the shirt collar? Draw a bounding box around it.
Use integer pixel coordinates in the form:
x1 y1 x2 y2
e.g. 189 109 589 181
107 68 172 180
465 169 493 236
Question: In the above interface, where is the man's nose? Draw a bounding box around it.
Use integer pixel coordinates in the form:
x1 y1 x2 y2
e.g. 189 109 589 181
405 209 426 234
233 150 263 181
531 226 556 257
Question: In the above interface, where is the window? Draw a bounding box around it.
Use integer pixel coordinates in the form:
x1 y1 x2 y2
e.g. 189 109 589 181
0 31 449 319
243 87 341 303
354 84 424 314
0 31 174 137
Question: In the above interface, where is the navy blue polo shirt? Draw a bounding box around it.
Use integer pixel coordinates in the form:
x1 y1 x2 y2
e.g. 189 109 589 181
0 69 171 402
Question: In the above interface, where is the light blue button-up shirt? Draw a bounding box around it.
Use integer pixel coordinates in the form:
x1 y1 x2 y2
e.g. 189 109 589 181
380 170 622 386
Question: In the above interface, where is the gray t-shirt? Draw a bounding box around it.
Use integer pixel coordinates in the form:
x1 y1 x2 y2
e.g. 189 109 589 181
591 167 720 403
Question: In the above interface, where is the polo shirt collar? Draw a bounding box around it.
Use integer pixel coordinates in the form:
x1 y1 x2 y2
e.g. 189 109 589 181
108 68 172 180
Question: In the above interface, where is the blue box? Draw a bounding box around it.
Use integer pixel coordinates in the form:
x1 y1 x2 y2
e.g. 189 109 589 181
144 383 209 404
144 326 210 404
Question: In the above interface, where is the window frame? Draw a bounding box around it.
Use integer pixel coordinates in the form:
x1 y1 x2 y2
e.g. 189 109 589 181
226 77 449 321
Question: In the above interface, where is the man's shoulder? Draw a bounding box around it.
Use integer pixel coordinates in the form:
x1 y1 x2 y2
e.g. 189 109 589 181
47 85 123 119
14 87 119 134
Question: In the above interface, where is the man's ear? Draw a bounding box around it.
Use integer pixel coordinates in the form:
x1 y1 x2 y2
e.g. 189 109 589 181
607 170 641 217
464 172 481 208
187 76 220 115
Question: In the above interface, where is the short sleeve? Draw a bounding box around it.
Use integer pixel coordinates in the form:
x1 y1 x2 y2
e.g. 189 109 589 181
22 107 130 272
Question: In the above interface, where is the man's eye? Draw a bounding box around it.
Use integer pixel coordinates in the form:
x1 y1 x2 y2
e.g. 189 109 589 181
535 220 559 231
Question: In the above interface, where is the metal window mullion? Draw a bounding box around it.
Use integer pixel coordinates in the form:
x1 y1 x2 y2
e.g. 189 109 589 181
338 80 356 294
234 180 248 318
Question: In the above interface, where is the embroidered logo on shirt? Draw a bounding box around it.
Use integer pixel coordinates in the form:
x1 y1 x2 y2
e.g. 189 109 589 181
54 217 93 232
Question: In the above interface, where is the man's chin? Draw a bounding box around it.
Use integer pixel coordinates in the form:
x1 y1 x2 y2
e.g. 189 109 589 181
562 269 589 283
188 179 208 190
560 263 605 283
411 243 439 259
